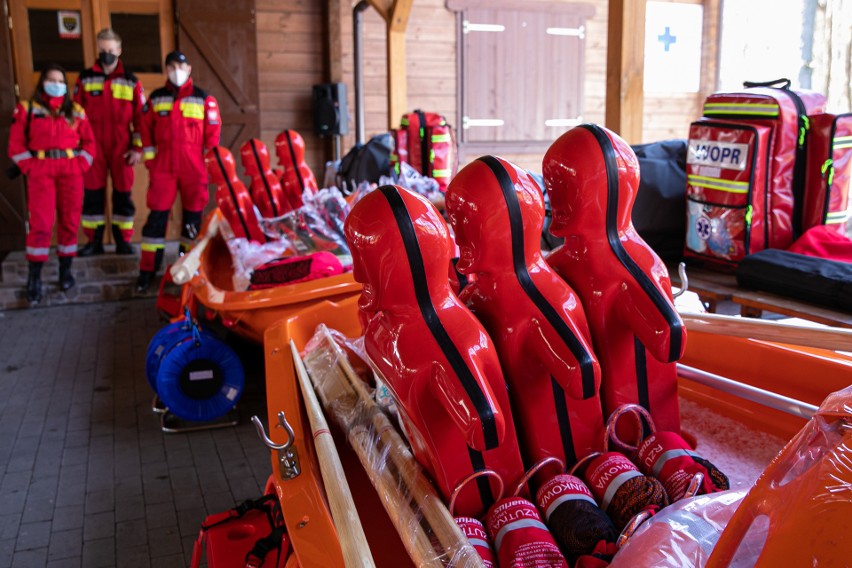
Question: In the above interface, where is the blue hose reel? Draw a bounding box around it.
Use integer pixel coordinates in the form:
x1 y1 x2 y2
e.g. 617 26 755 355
145 309 244 422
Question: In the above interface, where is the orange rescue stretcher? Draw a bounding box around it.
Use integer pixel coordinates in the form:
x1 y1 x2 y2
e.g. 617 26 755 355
167 207 852 568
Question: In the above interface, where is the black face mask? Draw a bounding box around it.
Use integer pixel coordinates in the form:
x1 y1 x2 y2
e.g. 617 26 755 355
98 52 118 67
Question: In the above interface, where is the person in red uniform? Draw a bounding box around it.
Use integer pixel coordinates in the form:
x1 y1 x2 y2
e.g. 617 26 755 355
136 50 221 292
74 28 145 256
7 64 96 304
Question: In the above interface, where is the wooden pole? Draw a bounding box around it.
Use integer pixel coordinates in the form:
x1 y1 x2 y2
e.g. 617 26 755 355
302 339 450 567
682 311 852 353
290 340 376 568
323 332 482 566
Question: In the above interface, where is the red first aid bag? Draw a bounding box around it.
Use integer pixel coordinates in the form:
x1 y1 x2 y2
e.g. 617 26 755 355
684 121 773 269
803 112 852 234
699 79 826 249
394 110 457 190
190 480 290 568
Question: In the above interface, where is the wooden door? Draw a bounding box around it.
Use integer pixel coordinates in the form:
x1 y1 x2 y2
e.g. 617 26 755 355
0 0 25 253
175 0 259 161
5 0 95 254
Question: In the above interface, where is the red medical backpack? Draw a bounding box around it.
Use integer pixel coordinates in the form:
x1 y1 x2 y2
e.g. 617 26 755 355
685 79 826 270
803 113 852 235
391 110 457 190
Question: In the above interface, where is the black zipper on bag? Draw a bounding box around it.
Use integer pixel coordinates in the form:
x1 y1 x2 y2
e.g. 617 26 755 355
416 110 429 177
778 88 810 238
689 121 764 255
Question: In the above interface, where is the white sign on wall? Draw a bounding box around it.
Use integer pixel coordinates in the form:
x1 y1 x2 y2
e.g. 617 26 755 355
644 2 703 93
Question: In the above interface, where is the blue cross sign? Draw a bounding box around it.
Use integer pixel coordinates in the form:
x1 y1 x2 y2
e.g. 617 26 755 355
658 26 677 51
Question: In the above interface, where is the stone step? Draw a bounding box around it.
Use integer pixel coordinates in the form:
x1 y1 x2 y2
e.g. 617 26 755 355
0 243 181 311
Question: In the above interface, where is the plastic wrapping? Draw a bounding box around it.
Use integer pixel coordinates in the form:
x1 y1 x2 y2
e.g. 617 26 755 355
258 189 351 263
609 489 748 567
380 161 442 202
301 324 483 568
224 237 293 291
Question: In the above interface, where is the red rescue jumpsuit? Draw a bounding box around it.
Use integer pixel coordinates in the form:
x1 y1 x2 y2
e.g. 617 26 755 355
8 97 96 262
73 60 145 242
138 78 221 272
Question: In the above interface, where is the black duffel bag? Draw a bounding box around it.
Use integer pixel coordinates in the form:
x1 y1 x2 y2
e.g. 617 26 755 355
736 249 852 312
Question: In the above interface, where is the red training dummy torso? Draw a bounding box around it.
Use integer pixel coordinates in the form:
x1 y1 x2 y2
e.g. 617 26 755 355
205 146 266 243
345 184 526 517
274 129 318 208
239 138 294 216
543 124 686 436
445 155 604 474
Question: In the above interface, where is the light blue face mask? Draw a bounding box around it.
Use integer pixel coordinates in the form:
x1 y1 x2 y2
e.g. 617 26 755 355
43 82 67 97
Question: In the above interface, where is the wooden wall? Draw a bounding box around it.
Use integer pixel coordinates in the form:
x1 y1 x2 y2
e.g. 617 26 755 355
255 0 328 179
253 0 713 179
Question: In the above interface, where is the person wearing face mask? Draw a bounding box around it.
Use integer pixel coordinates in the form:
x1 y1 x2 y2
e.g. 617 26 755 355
73 28 145 257
136 50 221 292
7 64 96 304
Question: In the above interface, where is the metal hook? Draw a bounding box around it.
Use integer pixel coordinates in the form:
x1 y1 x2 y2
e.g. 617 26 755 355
672 262 689 299
251 411 295 451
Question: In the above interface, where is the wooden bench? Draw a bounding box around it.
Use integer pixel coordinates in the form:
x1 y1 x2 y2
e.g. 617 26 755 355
669 263 852 329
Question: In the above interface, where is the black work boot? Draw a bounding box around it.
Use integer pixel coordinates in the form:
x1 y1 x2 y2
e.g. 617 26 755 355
78 225 105 257
136 271 154 293
59 257 76 292
26 261 43 304
112 224 135 255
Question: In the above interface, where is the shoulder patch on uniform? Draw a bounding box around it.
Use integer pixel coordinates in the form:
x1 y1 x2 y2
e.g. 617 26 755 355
72 102 86 115
150 86 170 99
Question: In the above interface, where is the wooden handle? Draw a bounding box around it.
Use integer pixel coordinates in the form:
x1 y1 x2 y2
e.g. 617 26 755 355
681 311 852 353
290 340 376 568
302 335 449 567
323 330 483 567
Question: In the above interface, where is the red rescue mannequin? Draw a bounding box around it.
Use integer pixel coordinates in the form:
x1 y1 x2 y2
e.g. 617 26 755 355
345 185 526 517
205 146 266 243
274 129 317 208
445 156 604 474
544 124 686 437
239 138 294 217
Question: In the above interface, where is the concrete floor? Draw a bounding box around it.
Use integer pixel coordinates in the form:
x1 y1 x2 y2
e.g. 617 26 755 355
0 299 271 568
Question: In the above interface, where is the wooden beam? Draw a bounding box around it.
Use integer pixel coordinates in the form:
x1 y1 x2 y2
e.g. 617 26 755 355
386 0 413 129
605 0 646 144
389 0 413 31
326 0 345 83
387 26 407 128
367 0 391 22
